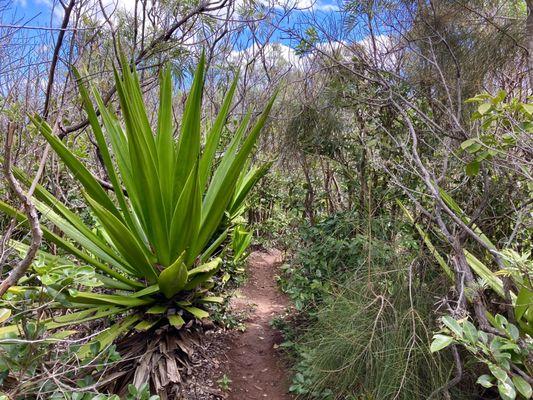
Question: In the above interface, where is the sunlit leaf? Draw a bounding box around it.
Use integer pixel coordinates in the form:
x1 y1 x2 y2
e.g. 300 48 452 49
430 334 453 352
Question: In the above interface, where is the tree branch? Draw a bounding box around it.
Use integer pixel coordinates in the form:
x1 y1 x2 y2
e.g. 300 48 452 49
0 124 43 297
42 0 76 118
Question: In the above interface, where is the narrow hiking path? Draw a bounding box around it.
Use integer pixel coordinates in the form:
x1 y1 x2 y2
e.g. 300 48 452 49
224 250 293 400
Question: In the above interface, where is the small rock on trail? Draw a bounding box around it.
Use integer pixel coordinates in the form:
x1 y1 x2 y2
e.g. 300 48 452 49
223 249 293 400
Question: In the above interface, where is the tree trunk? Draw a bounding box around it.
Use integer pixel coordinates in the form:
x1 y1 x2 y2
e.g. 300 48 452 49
527 0 533 90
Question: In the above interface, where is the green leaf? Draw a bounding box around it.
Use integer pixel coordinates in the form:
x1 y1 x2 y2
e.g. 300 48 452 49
465 160 480 177
113 60 170 266
130 284 160 298
200 229 229 263
182 306 209 320
477 374 494 388
515 287 532 322
134 319 160 332
146 305 168 315
168 314 185 329
232 225 252 261
512 376 532 398
0 200 141 288
47 307 123 329
199 74 238 190
188 258 222 277
460 138 477 149
96 274 134 290
175 51 205 195
68 291 153 307
197 296 224 304
507 323 519 341
463 321 478 344
430 334 453 352
32 198 132 275
79 315 140 358
489 364 509 382
185 258 222 290
156 64 177 219
397 200 454 280
48 330 77 341
230 162 273 218
498 379 516 400
442 316 463 337
73 67 133 231
197 93 276 255
465 251 508 299
158 253 188 299
466 142 483 153
202 111 250 213
91 90 140 237
30 115 121 219
169 163 202 265
0 307 124 337
521 103 533 116
439 188 496 250
478 103 491 115
0 309 11 324
85 195 157 282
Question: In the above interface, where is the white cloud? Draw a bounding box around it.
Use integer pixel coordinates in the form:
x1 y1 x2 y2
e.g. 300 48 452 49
226 34 399 77
314 3 338 11
256 0 339 11
229 42 302 70
356 34 400 69
98 0 137 15
228 0 338 14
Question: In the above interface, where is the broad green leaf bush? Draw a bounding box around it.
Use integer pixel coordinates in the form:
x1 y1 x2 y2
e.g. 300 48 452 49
461 91 532 177
0 335 122 397
497 249 533 336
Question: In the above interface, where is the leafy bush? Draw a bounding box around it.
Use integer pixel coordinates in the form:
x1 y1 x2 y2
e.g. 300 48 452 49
0 335 122 398
279 212 396 310
431 315 532 400
289 268 466 400
277 211 468 399
45 383 159 399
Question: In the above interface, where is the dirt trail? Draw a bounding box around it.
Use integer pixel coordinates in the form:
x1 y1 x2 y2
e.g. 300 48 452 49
224 249 293 400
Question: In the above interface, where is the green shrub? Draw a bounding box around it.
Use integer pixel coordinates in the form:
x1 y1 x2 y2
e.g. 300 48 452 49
280 212 396 310
290 269 467 400
278 211 468 399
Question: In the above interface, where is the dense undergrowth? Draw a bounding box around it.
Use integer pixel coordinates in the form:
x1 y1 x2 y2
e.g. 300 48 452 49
273 212 473 399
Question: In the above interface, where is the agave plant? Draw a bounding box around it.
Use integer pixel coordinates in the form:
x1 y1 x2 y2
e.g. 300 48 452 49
0 53 274 352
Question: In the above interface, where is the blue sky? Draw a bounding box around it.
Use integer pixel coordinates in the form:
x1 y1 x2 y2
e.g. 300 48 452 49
7 0 340 27
4 0 342 63
7 0 60 25
2 0 345 88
